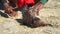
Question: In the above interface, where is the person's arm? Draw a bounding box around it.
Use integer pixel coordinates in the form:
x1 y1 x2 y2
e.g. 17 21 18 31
2 0 10 10
1 0 9 9
2 0 14 14
31 0 48 10
3 3 10 9
31 2 43 12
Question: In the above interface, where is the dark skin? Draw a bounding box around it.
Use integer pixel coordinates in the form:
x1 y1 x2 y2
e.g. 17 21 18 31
31 2 44 16
4 0 43 17
27 2 44 17
4 0 18 17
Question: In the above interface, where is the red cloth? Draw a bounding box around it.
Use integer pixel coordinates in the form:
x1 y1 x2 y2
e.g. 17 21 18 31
17 0 35 8
25 0 34 4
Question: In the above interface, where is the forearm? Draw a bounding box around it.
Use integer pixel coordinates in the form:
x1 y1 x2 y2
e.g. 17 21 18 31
31 2 43 11
3 3 10 9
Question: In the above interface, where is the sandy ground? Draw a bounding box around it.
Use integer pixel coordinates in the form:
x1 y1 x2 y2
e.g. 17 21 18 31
0 0 60 34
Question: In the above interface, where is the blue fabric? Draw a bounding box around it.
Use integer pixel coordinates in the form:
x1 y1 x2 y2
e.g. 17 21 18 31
0 3 3 10
0 0 6 10
1 0 6 4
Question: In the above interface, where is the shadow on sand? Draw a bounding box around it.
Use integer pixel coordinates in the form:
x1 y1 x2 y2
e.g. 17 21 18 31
0 11 9 18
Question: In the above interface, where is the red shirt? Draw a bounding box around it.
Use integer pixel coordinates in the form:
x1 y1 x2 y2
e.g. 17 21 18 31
17 0 35 8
